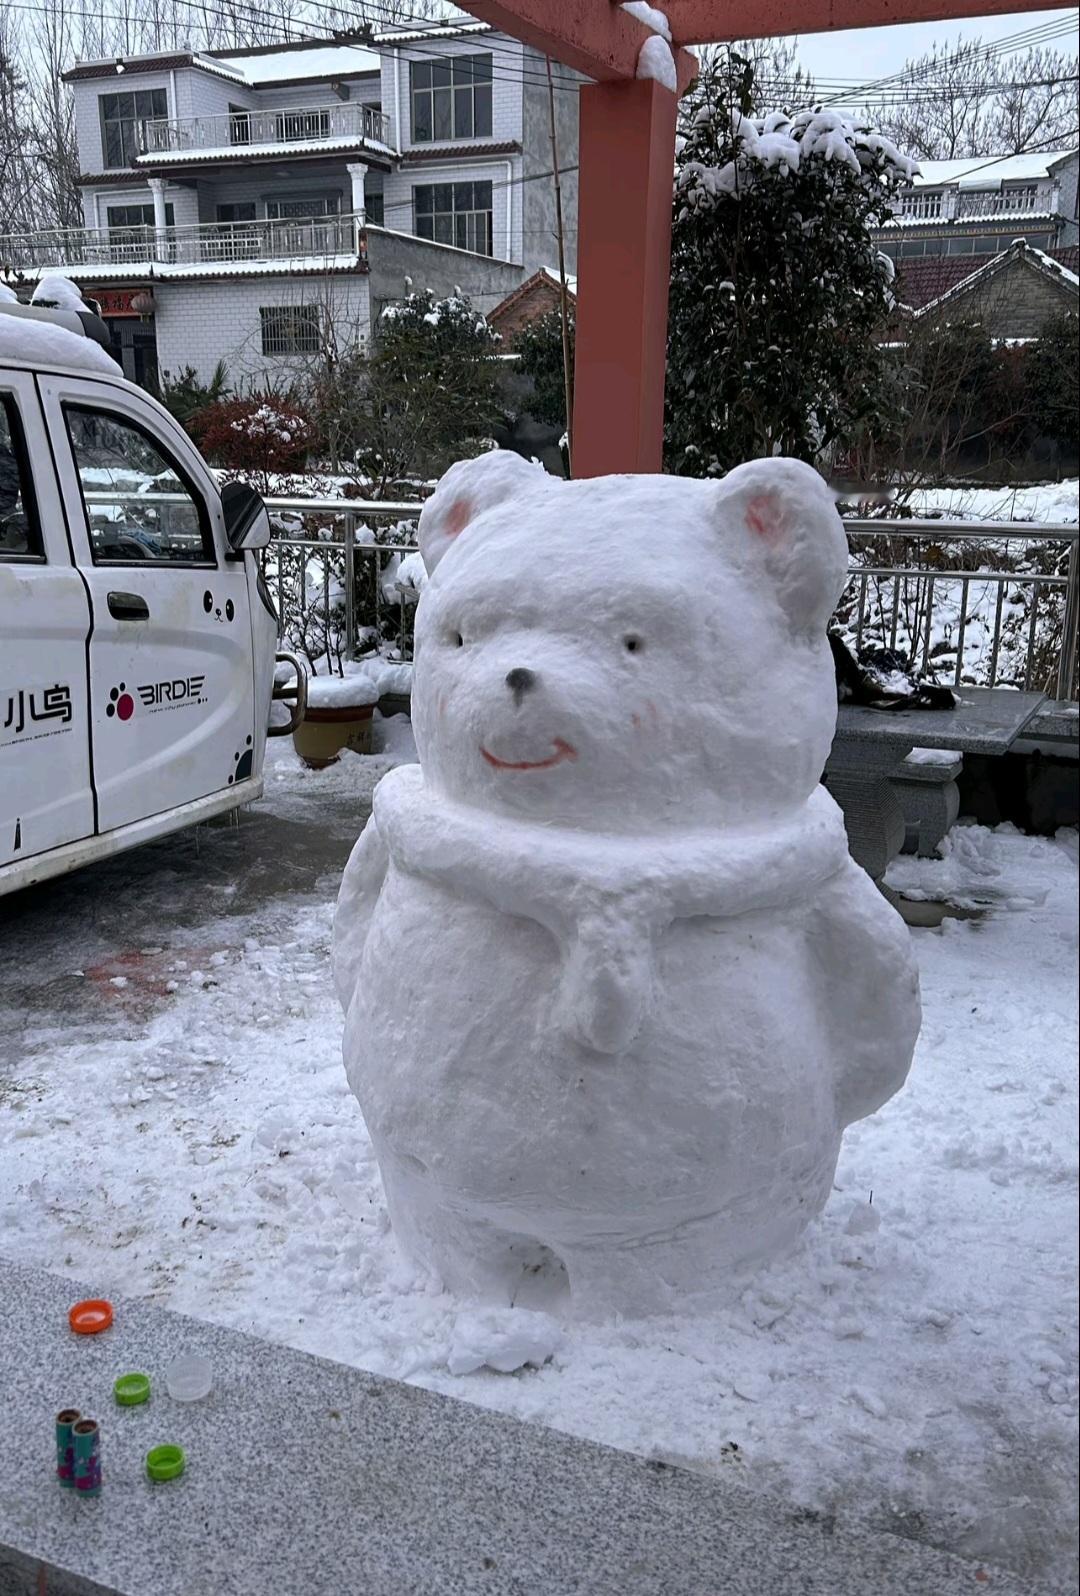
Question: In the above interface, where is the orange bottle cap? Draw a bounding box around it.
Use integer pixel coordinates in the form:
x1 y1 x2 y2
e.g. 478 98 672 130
69 1299 114 1335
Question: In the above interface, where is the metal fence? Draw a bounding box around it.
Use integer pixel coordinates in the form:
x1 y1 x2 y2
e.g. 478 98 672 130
0 215 364 272
139 102 392 155
260 499 1079 702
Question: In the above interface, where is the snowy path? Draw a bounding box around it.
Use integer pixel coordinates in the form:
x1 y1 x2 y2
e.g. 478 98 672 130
2 729 1076 1585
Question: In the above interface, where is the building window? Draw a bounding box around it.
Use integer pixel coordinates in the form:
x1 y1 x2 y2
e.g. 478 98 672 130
947 236 975 255
99 89 168 168
414 180 493 255
365 192 384 227
265 195 341 220
410 54 492 143
260 306 322 357
216 203 257 224
106 202 175 235
229 105 252 145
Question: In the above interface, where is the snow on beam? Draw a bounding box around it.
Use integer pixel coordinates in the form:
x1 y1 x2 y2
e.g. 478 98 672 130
458 1 696 90
661 0 1054 43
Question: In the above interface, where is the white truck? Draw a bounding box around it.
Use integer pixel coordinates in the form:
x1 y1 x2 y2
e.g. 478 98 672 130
0 298 305 897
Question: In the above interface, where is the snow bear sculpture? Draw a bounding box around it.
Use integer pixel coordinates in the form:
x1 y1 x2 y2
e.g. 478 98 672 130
334 452 920 1317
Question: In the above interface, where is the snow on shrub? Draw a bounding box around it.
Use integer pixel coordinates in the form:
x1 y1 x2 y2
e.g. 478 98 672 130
667 56 919 477
194 397 310 492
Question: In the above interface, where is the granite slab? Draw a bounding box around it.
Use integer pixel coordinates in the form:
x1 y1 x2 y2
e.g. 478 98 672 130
0 1257 1064 1596
834 686 1046 756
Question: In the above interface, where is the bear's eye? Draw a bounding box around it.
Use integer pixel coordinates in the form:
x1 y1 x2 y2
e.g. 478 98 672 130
623 635 644 654
450 631 464 648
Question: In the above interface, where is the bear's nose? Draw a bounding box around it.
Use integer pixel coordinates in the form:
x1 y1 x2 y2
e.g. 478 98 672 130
505 667 537 704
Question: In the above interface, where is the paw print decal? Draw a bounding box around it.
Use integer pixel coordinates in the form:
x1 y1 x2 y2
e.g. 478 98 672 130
228 736 254 785
203 590 236 624
105 683 135 722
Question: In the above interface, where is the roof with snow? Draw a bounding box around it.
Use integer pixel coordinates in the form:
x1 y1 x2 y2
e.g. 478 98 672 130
211 44 381 85
894 245 1079 310
912 237 1079 318
371 21 492 46
909 150 1077 190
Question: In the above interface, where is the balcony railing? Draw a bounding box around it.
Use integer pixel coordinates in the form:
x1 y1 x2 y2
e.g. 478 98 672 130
0 215 365 273
138 102 392 158
895 185 1057 222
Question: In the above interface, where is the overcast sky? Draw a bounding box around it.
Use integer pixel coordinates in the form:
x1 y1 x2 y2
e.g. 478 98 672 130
787 7 1077 82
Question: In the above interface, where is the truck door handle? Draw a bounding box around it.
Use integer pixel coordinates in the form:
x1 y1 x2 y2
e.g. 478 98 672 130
107 591 150 621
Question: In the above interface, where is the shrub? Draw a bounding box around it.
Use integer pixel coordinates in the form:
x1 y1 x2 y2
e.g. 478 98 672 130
192 397 309 493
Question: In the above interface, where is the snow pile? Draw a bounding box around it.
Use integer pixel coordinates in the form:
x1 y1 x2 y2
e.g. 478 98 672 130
0 283 19 303
447 1309 561 1375
620 1 671 39
679 106 918 208
0 754 1075 1581
0 311 119 375
619 2 677 91
297 656 413 712
30 275 89 312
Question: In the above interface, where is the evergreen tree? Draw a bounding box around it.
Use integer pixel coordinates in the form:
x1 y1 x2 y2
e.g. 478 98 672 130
666 53 917 478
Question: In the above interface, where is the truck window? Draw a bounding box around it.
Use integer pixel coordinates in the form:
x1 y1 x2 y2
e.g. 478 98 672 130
0 394 42 561
65 405 215 566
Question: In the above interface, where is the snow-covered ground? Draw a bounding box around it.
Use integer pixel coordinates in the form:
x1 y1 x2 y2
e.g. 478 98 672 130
1 730 1076 1585
898 479 1078 526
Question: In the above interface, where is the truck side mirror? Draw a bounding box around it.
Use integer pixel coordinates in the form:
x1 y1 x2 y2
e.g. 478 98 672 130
222 480 271 553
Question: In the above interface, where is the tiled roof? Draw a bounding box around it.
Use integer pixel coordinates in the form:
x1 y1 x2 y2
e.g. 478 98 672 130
399 142 521 163
894 246 1079 310
64 52 245 85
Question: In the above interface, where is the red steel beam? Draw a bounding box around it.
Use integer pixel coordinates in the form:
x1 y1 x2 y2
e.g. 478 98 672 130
460 0 696 87
571 78 679 476
662 0 1061 43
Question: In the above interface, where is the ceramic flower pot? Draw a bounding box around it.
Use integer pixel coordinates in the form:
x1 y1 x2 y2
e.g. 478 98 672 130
292 702 374 769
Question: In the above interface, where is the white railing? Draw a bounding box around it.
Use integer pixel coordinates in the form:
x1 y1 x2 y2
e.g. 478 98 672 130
257 499 1079 702
895 184 1057 223
138 102 392 157
0 215 365 272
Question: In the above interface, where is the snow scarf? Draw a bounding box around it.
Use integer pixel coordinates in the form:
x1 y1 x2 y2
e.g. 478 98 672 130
372 764 851 1055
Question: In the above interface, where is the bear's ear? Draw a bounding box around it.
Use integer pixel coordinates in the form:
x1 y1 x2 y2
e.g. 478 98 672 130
715 458 848 633
418 450 547 575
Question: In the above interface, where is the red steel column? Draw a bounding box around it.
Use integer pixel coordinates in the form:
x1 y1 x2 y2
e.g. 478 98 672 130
571 76 678 478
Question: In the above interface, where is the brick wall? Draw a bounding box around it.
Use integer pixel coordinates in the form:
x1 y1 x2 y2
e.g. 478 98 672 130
488 276 564 344
152 271 370 386
959 255 1078 338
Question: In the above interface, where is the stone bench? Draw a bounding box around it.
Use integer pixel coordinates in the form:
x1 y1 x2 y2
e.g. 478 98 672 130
0 1257 1052 1596
825 687 1048 879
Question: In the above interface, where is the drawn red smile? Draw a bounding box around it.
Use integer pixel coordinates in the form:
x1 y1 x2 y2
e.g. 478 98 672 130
480 737 578 771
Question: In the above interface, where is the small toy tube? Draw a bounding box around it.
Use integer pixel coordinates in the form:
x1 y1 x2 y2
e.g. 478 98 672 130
55 1409 80 1487
72 1418 102 1497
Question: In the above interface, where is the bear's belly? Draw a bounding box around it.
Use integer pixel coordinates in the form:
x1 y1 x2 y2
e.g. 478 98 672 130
344 867 839 1244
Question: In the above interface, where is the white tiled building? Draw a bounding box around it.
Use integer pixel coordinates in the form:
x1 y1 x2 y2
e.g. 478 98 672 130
875 149 1079 265
0 23 580 388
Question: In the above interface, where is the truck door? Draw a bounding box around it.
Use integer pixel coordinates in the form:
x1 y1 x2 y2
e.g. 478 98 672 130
38 376 255 833
0 372 94 867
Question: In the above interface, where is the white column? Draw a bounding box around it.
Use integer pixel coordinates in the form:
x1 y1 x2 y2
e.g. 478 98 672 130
148 177 168 261
346 162 367 225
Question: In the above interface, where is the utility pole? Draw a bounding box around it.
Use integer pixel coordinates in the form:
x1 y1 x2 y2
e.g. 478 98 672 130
545 54 574 471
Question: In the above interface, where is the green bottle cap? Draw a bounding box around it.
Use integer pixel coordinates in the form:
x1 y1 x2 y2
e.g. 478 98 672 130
114 1373 151 1406
146 1444 185 1482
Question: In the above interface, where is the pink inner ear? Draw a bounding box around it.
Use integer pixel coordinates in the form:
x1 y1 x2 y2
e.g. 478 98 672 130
443 498 472 539
746 494 784 544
